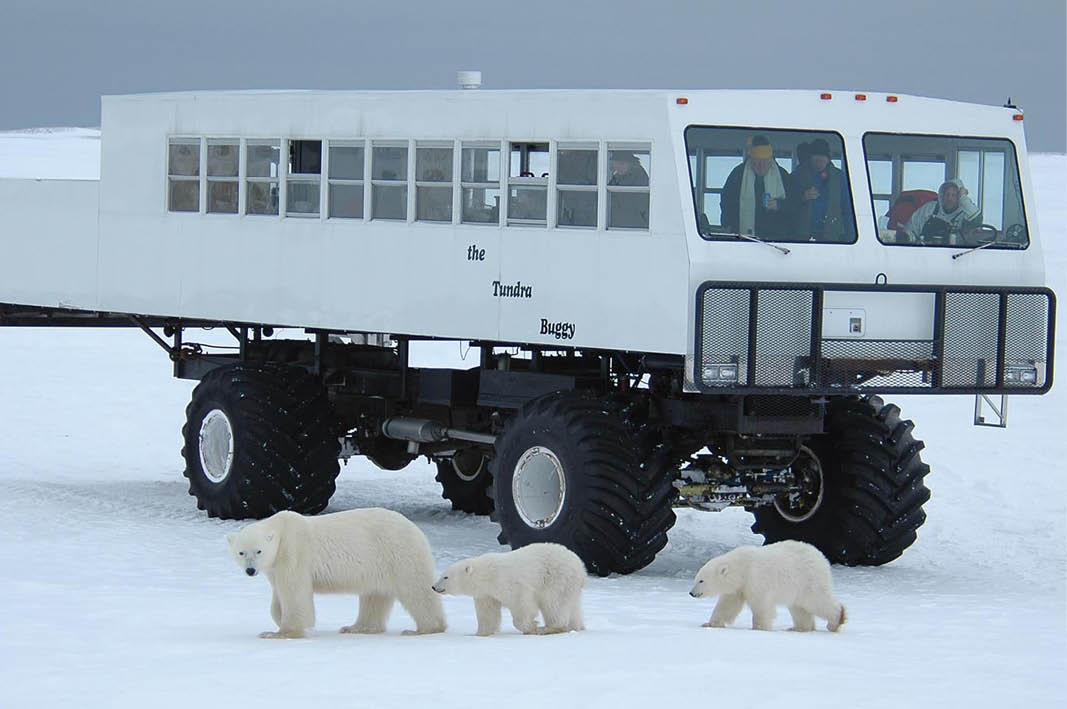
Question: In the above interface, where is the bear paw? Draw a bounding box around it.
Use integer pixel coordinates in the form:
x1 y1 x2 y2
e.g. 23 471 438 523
402 624 447 636
702 620 726 628
259 630 306 639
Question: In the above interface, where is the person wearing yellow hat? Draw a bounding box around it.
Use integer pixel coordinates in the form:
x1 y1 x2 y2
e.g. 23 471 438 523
720 135 794 238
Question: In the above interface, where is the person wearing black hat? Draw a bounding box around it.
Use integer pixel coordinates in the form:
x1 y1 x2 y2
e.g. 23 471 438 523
608 151 650 228
608 151 649 187
790 137 854 241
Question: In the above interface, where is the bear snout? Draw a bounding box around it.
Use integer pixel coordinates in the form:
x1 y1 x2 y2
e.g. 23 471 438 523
246 568 257 577
689 590 701 598
431 584 443 594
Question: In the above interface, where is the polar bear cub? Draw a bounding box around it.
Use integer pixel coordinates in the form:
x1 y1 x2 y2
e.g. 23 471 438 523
690 540 846 632
227 508 447 639
433 543 586 636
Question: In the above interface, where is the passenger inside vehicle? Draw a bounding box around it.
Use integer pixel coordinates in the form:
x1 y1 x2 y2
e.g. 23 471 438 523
720 135 794 238
897 179 982 245
789 138 854 242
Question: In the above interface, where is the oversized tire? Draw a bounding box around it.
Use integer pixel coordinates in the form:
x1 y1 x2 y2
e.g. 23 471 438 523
606 395 682 575
181 363 341 519
750 395 931 566
435 449 493 515
489 391 672 576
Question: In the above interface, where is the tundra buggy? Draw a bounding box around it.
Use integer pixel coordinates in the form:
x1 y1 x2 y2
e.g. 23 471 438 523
0 88 1055 575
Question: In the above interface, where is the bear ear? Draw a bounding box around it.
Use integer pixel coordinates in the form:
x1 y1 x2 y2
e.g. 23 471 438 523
464 564 473 575
265 532 275 543
719 564 729 576
226 534 235 547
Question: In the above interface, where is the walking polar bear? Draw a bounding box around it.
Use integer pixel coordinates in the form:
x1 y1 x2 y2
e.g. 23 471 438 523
227 509 447 638
433 543 586 636
690 540 847 632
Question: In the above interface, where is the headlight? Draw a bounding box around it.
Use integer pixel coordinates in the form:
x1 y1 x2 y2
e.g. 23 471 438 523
702 363 739 383
1003 361 1040 387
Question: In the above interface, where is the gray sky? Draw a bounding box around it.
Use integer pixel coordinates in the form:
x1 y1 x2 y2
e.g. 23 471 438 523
1 0 1064 150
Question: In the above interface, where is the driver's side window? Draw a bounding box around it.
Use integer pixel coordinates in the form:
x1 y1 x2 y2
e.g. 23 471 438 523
863 133 1028 249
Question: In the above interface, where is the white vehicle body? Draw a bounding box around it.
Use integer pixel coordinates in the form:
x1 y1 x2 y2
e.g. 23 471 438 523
0 89 1050 393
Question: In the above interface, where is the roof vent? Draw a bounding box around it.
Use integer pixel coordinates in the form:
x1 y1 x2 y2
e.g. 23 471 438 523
458 71 482 90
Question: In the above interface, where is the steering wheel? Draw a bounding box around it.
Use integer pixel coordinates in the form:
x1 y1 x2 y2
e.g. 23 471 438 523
967 224 1000 245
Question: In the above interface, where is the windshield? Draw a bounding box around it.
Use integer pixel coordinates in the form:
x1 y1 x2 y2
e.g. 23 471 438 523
864 133 1029 249
685 126 857 244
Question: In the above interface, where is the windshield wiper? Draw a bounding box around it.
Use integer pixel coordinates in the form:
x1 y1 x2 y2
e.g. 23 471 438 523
951 240 1018 260
705 230 791 255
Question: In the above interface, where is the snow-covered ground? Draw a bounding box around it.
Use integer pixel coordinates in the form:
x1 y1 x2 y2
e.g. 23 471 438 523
0 132 1064 708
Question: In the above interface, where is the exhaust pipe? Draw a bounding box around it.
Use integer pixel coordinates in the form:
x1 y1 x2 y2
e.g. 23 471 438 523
381 417 496 445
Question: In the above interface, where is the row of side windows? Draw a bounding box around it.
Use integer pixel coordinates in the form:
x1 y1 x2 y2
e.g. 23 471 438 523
167 138 651 230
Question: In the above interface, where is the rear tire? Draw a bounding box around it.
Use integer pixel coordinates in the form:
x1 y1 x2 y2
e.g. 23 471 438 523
181 363 341 519
489 391 663 576
750 395 931 565
435 449 493 515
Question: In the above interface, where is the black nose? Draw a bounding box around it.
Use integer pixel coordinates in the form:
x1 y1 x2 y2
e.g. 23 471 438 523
246 568 256 576
689 591 697 597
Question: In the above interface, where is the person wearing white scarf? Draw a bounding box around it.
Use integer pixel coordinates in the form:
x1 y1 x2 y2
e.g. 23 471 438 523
720 137 793 238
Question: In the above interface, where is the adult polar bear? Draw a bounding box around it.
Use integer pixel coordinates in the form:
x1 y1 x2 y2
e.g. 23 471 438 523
228 509 447 638
690 541 846 632
433 543 586 636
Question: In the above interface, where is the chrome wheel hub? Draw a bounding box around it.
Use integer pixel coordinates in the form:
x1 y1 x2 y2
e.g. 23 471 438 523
512 446 566 529
198 409 235 484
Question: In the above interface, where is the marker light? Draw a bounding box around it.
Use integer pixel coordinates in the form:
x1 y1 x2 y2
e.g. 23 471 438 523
1013 114 1024 121
855 93 867 101
886 95 899 103
676 97 688 105
820 92 832 100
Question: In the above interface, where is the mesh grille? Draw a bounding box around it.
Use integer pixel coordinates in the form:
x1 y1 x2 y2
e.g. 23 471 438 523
943 292 999 387
1005 293 1048 360
701 289 749 386
820 339 934 388
754 290 813 386
697 284 1052 393
1004 292 1050 388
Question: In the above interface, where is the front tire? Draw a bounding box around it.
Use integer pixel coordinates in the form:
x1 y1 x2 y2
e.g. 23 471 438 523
751 395 931 565
181 363 341 519
489 391 665 576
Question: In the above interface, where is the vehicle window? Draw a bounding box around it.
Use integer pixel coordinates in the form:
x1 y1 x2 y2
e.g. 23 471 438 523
461 144 501 224
863 133 1028 249
167 138 200 212
606 146 650 230
557 145 598 228
328 142 365 219
287 140 321 217
371 143 408 220
415 144 453 223
206 140 239 214
508 142 548 225
246 140 280 215
685 126 855 243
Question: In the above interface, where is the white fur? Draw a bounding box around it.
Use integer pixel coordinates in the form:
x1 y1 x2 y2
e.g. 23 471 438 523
433 543 587 636
227 509 447 639
689 541 847 632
